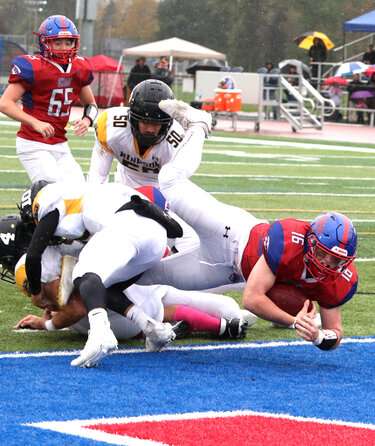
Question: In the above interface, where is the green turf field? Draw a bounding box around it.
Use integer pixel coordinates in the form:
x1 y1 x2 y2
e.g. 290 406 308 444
0 119 374 351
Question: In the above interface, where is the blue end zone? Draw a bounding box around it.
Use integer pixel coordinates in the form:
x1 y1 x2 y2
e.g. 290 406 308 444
0 338 374 445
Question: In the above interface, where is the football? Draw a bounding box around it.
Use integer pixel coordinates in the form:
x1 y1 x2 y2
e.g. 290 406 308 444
267 283 313 316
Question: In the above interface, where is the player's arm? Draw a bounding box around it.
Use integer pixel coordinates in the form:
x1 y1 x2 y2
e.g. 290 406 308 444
73 85 97 136
15 289 87 331
0 83 55 138
87 140 113 183
25 209 60 299
243 255 296 327
301 305 342 350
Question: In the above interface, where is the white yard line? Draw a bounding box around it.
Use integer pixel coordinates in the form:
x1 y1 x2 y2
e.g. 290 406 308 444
1 336 374 360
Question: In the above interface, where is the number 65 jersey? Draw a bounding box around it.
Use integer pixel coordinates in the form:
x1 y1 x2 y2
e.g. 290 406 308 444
9 54 93 144
88 106 185 188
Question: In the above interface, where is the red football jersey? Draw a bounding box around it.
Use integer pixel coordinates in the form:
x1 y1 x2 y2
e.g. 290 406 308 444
241 218 358 309
9 54 93 144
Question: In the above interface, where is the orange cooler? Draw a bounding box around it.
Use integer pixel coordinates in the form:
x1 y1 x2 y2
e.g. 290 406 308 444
214 88 242 112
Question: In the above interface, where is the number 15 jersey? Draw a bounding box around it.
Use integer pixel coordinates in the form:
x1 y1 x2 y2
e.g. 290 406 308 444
88 106 185 188
9 54 93 144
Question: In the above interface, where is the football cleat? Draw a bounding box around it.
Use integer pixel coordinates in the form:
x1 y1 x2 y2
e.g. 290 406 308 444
170 320 191 339
71 309 118 368
144 320 176 352
221 318 248 339
240 309 258 328
159 99 212 136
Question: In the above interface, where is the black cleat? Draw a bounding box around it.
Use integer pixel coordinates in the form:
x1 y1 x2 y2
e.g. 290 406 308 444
171 320 191 339
221 318 248 339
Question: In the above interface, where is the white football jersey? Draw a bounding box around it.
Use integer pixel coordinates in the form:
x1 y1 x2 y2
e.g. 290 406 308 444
88 106 185 187
32 182 141 240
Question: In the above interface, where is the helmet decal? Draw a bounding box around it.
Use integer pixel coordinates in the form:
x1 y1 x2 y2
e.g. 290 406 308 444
0 215 34 284
36 15 80 63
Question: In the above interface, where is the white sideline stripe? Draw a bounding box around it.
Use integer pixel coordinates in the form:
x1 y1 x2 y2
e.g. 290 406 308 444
2 170 375 183
2 187 375 198
210 135 375 153
1 337 374 360
213 191 375 197
203 160 375 169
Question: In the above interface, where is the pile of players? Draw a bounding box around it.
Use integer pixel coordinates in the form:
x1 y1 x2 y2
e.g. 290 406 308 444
0 15 358 368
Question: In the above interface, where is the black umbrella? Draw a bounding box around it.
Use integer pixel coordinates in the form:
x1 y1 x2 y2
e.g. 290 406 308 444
186 58 223 75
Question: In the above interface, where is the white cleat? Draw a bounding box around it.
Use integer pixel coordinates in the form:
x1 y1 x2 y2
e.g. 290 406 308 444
71 310 118 368
144 321 176 352
240 309 258 328
159 99 212 136
71 327 118 368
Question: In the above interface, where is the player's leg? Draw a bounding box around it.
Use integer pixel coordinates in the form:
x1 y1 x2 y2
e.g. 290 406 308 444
138 246 236 290
16 139 60 182
55 149 85 183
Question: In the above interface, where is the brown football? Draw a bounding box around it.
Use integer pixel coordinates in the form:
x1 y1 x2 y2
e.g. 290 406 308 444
267 283 313 316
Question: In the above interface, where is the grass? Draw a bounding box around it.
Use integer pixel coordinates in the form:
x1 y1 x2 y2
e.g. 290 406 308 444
0 120 374 351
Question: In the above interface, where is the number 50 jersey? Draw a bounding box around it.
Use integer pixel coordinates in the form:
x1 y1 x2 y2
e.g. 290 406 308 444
89 106 185 188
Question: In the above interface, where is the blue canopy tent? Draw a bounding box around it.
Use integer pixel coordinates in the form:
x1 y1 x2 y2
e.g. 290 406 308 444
344 9 375 32
342 10 375 60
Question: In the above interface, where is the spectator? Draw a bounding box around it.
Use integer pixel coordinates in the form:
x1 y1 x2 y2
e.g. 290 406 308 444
309 37 327 85
153 56 174 86
257 62 279 119
347 73 367 124
362 44 375 65
284 65 299 102
218 76 235 89
366 73 375 121
126 57 151 95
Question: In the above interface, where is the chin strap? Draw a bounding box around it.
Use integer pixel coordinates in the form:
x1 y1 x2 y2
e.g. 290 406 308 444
82 104 98 126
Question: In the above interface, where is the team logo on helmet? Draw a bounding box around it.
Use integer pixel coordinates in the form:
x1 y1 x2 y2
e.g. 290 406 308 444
36 15 80 63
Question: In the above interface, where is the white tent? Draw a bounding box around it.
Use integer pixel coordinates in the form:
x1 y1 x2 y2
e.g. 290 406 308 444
122 37 226 64
110 38 226 105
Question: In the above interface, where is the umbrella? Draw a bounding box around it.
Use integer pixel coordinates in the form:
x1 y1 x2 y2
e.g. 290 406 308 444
350 90 375 100
186 58 223 75
278 59 311 78
323 76 348 86
294 31 334 50
364 65 375 78
335 61 368 78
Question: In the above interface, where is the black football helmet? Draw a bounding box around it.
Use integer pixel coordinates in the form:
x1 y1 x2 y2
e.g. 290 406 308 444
19 180 51 224
129 79 174 148
0 215 34 283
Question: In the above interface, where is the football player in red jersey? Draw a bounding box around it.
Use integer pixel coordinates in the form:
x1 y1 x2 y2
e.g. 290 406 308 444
139 154 358 351
0 15 98 183
242 212 358 351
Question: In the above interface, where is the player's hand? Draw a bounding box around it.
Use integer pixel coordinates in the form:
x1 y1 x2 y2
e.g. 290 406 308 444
14 314 45 330
294 300 319 342
31 120 55 138
73 117 90 136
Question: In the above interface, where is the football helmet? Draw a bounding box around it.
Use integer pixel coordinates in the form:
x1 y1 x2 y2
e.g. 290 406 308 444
129 79 174 148
305 212 357 280
19 180 51 224
135 185 167 210
0 215 34 284
36 15 79 63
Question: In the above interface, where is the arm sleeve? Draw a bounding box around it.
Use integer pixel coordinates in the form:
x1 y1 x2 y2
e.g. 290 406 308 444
25 209 60 295
87 140 113 183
